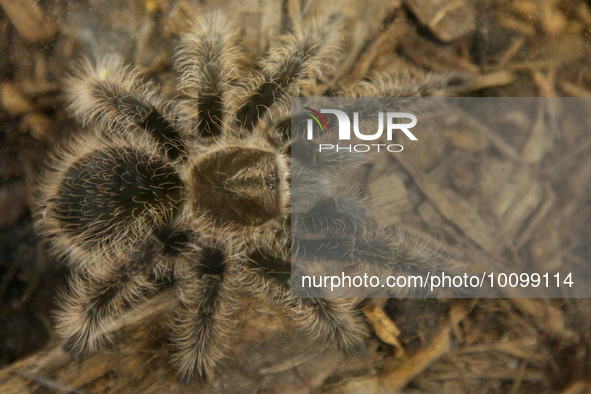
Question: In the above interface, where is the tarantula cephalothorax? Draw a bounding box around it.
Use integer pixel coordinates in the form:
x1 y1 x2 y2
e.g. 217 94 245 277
38 12 466 381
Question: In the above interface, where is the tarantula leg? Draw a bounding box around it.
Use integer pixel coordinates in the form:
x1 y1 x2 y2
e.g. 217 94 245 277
291 140 365 170
296 224 470 298
343 71 473 98
246 249 292 291
235 20 341 132
55 242 165 356
385 225 469 297
56 272 154 356
293 192 385 261
288 290 368 356
171 246 238 382
242 250 368 356
56 225 195 356
294 230 395 267
294 196 370 235
290 142 367 216
66 56 185 160
175 13 241 138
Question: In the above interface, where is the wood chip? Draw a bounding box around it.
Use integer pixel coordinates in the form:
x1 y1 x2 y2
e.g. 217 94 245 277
471 70 516 90
515 182 555 248
510 34 587 70
559 81 591 97
0 0 58 45
442 128 487 152
20 113 54 142
522 102 556 163
367 155 410 227
487 165 543 242
378 326 451 391
363 300 404 356
559 381 591 394
454 107 523 162
329 327 452 394
540 0 568 35
343 10 407 83
0 82 33 116
398 33 480 74
511 299 579 345
395 151 501 253
405 0 476 42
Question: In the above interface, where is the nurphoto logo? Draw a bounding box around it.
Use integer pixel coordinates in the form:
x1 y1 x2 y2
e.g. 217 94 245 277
304 107 418 153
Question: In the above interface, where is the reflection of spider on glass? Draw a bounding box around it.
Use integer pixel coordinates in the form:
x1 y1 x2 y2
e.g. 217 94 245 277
37 12 466 382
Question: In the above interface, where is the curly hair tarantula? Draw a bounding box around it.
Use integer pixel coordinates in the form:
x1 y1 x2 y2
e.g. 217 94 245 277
37 12 466 381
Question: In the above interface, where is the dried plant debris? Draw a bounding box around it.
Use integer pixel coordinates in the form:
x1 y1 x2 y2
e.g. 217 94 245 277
0 0 591 393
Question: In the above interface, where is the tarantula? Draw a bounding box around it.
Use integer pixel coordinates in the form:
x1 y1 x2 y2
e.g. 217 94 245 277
37 12 466 381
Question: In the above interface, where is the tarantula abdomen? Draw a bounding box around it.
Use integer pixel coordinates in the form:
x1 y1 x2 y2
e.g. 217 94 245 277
40 134 183 267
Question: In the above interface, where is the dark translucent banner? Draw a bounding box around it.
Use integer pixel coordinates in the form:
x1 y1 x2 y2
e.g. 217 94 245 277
290 97 591 298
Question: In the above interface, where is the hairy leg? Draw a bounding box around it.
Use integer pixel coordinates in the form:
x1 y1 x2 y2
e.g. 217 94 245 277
170 242 239 382
66 56 186 160
342 71 473 98
54 233 174 355
55 222 200 354
174 12 241 139
235 18 341 132
241 249 368 356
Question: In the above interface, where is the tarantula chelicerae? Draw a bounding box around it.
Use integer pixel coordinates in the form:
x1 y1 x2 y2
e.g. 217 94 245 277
37 12 466 381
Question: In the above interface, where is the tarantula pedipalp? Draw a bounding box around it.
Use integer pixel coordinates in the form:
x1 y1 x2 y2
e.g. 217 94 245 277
38 12 466 381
